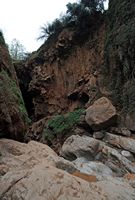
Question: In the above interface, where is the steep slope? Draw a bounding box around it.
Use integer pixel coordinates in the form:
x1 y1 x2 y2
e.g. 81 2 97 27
14 0 135 129
103 0 135 129
0 32 29 140
21 17 105 120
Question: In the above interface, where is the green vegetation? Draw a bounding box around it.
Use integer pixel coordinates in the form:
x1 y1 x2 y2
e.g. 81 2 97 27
104 0 135 112
43 108 84 142
0 70 30 123
38 0 105 41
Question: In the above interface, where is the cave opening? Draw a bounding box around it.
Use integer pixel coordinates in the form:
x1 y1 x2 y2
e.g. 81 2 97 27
68 91 79 101
20 85 34 119
79 92 89 104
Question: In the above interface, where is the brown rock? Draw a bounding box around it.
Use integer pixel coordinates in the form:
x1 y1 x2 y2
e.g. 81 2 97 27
85 97 117 130
72 171 97 182
110 127 131 137
124 173 135 181
21 24 105 120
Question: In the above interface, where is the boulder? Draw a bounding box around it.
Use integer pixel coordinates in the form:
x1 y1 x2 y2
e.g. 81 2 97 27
85 97 117 131
60 135 100 160
105 132 135 154
93 131 105 139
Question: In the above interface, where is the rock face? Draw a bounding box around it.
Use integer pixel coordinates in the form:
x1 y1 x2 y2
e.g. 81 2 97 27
103 0 135 115
11 0 135 126
0 139 135 200
16 23 105 120
0 33 28 140
85 97 117 130
125 112 135 131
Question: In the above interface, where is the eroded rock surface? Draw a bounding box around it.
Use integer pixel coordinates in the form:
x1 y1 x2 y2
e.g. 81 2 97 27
0 139 135 200
61 135 135 175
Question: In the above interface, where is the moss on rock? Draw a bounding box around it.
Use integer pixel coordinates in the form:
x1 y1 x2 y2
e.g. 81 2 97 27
0 70 29 122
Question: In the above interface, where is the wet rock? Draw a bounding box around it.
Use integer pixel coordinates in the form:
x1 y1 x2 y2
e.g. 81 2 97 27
85 97 117 131
73 157 113 180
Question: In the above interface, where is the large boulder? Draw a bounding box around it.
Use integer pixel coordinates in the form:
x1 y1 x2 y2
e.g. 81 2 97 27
85 97 117 130
0 139 135 200
60 135 100 161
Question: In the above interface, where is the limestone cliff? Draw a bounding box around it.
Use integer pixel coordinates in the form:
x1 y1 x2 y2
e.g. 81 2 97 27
20 17 105 121
14 0 135 129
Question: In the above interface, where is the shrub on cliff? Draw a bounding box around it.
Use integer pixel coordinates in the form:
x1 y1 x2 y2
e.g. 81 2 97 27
43 108 84 143
38 19 63 41
38 0 105 41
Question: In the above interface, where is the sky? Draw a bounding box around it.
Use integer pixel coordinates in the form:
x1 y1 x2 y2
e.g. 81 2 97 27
0 0 108 52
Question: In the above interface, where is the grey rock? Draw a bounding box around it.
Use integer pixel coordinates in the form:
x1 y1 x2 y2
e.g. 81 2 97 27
61 135 135 175
73 157 113 180
105 132 135 154
121 150 135 161
93 131 105 139
60 135 100 161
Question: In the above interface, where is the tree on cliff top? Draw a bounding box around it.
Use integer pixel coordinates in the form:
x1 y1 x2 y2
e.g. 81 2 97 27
38 0 105 41
9 39 27 61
